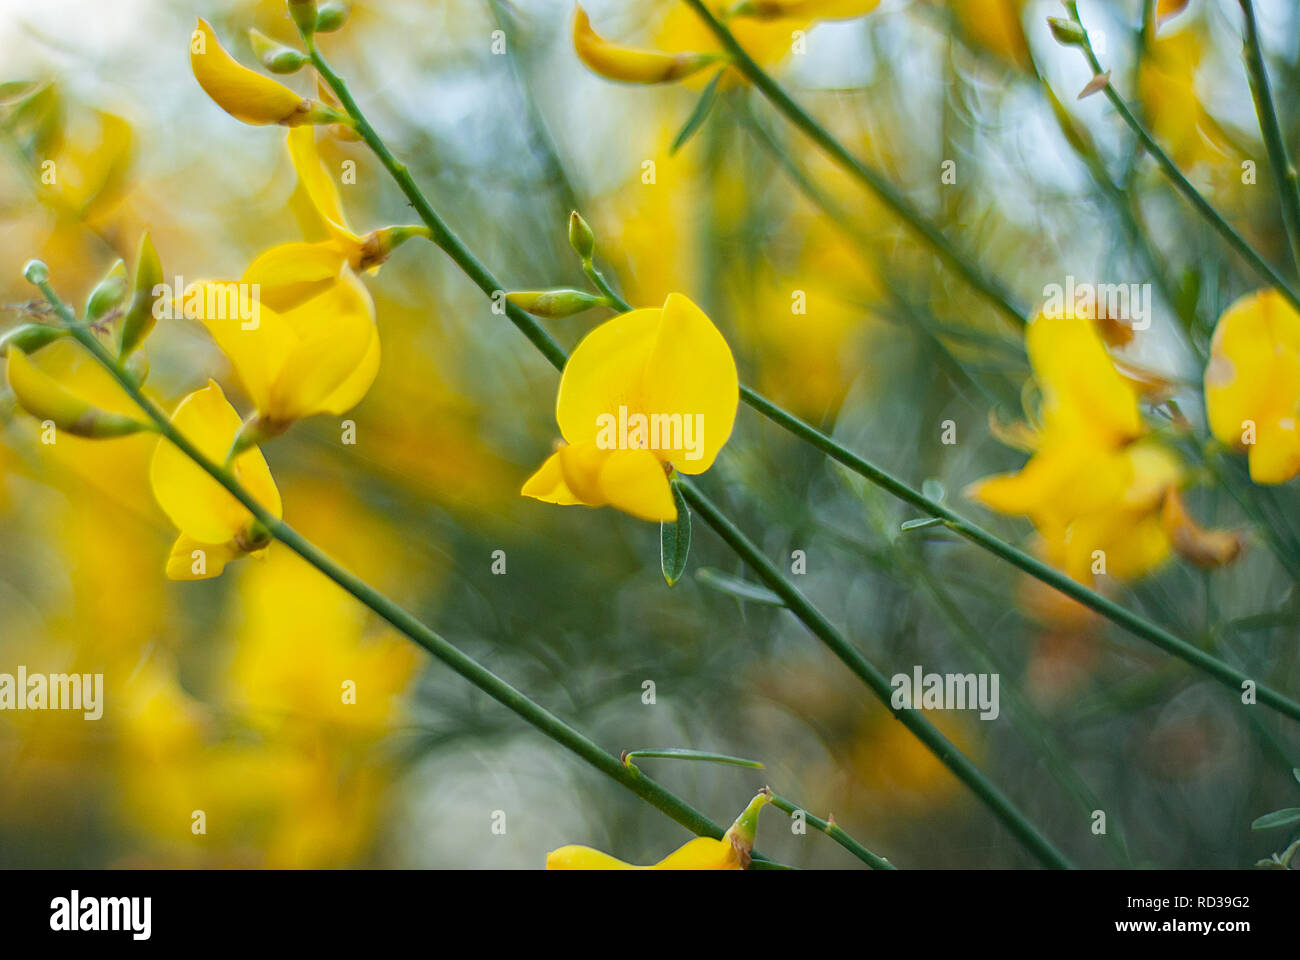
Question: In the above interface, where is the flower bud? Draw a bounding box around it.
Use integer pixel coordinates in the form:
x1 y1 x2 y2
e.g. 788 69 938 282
507 289 605 319
120 232 164 356
287 0 318 37
84 259 127 324
568 210 595 262
249 28 308 74
6 347 148 439
315 1 351 32
1047 17 1087 47
721 791 770 869
23 259 49 285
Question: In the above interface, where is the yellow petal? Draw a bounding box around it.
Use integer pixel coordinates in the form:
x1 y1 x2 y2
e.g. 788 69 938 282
555 307 661 446
185 280 297 414
597 448 676 521
191 18 313 126
556 439 612 507
545 845 637 870
7 346 146 438
639 293 739 473
738 0 880 21
521 450 584 506
267 267 377 421
1027 311 1142 447
651 836 742 870
165 533 243 581
573 6 715 84
150 381 281 544
1205 289 1300 483
286 126 359 243
241 241 349 312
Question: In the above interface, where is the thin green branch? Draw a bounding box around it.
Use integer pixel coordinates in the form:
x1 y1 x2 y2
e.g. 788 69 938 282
764 788 895 870
1237 0 1300 275
680 0 1030 328
31 276 788 870
1061 1 1300 313
302 35 1073 868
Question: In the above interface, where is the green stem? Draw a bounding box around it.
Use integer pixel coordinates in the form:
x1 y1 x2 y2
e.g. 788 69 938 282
1237 0 1300 276
680 0 1029 328
677 477 1073 869
738 386 1300 722
764 789 895 870
302 37 1072 867
1062 2 1300 313
33 278 788 869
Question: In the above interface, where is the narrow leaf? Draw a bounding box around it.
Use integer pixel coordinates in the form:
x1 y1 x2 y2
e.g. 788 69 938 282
669 69 723 155
660 478 691 586
623 748 764 770
695 566 785 606
1250 808 1300 831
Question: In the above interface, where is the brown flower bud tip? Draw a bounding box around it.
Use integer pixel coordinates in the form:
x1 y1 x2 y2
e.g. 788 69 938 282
1078 72 1111 100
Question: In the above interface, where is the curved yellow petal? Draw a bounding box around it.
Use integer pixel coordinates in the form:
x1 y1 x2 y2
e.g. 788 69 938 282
556 439 612 507
650 836 741 870
150 381 281 545
7 346 146 438
165 534 243 581
738 0 880 21
574 6 715 85
639 293 739 473
521 450 584 506
267 267 377 421
1205 289 1300 483
186 281 296 414
286 126 358 242
545 845 637 870
1027 311 1141 446
555 307 662 446
597 448 676 521
191 19 314 126
241 241 349 313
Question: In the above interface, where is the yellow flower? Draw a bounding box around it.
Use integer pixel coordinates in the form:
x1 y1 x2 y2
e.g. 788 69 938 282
547 791 768 870
243 128 421 312
187 263 378 436
1138 27 1230 169
190 18 339 126
149 380 282 580
1205 289 1300 484
573 6 719 85
968 310 1236 584
522 293 739 522
6 340 149 439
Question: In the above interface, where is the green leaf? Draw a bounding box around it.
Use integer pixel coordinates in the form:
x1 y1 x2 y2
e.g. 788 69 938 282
660 478 691 586
1250 808 1300 831
623 748 764 771
669 69 723 156
901 517 945 532
695 567 785 607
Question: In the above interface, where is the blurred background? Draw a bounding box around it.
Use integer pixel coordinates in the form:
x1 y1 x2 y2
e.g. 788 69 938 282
1 0 1298 868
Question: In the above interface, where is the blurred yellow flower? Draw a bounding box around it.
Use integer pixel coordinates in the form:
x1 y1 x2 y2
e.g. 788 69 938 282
968 311 1237 583
1205 289 1300 484
190 18 339 127
949 0 1031 71
1138 26 1229 169
188 264 378 435
547 792 768 869
522 293 739 522
149 380 282 580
